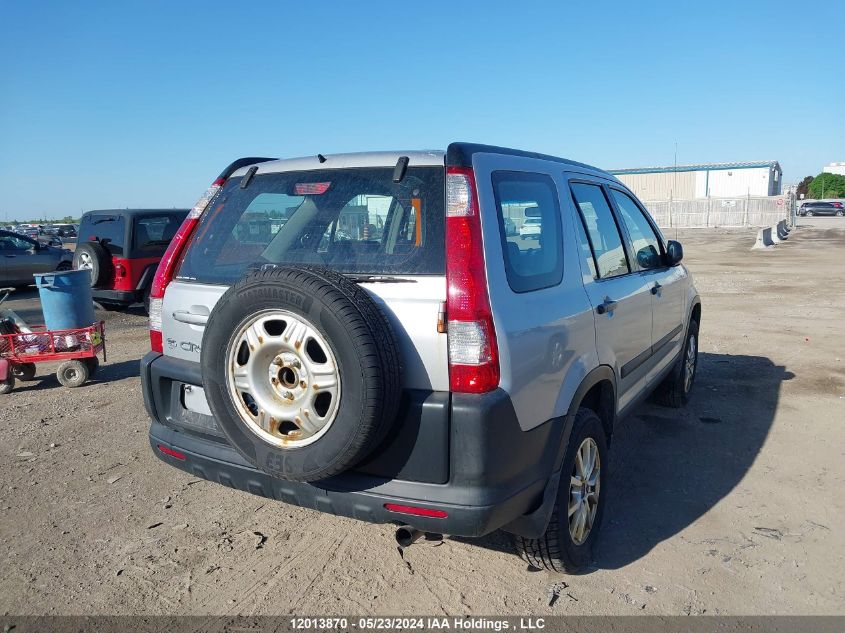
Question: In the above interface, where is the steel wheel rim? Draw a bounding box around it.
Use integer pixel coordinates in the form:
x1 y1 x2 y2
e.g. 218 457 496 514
569 437 600 545
225 309 341 449
684 333 697 393
78 251 93 270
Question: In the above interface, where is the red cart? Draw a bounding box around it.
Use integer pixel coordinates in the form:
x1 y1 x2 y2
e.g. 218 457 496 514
0 321 106 394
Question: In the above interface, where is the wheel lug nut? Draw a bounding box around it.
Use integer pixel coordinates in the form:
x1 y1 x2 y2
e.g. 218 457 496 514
283 391 294 400
290 359 301 369
272 357 283 366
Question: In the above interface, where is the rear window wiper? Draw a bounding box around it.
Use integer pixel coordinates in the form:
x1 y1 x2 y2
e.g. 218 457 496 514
343 274 416 284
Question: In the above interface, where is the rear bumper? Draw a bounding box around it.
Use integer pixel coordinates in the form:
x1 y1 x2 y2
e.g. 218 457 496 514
92 289 140 305
142 352 565 537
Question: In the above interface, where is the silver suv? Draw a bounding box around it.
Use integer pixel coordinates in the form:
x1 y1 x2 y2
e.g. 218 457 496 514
141 144 701 572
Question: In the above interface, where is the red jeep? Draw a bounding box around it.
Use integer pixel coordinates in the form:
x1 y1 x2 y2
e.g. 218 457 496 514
73 209 188 312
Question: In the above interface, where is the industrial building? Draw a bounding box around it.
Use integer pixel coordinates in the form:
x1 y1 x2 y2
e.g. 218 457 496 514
610 161 782 200
823 162 845 176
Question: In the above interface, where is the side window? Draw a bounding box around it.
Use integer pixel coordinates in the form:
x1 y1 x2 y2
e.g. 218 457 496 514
0 233 34 250
492 171 563 293
134 215 184 251
570 182 630 279
609 189 664 270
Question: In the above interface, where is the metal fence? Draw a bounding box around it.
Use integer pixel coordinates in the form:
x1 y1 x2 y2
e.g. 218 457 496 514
641 193 795 229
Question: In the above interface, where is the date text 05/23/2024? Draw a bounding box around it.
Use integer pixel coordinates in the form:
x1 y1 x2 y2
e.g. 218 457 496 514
289 617 546 631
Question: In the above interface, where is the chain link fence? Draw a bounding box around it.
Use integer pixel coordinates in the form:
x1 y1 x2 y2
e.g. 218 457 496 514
642 192 796 229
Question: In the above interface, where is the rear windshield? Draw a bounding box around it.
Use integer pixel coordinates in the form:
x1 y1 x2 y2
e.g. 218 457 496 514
80 215 125 255
177 167 445 284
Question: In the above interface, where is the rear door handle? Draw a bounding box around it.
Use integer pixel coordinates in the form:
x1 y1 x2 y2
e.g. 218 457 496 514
596 298 618 315
172 310 209 325
651 282 662 295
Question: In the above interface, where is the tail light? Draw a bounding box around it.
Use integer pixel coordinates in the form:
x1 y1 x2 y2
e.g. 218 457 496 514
148 177 225 352
445 166 499 393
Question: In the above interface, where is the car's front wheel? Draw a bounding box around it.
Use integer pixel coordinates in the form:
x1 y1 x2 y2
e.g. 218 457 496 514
515 408 608 573
806 211 814 217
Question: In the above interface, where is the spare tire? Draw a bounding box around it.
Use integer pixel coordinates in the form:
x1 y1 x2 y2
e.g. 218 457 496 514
73 242 112 287
201 266 401 482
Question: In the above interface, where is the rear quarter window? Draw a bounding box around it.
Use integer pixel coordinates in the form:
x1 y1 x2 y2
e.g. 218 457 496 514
492 171 563 293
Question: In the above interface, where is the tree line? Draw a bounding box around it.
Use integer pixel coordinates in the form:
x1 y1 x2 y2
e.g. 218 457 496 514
797 173 845 199
3 215 79 225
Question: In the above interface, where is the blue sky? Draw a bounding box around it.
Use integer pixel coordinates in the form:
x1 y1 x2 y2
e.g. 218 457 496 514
1 0 842 220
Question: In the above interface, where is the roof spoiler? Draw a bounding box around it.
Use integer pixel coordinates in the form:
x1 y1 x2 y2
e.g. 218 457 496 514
445 142 600 172
218 157 277 181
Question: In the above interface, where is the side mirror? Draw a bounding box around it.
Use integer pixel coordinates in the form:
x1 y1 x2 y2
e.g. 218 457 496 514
666 240 683 266
636 245 661 269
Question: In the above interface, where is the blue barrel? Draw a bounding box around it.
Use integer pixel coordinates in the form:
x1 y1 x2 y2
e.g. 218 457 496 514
33 270 96 331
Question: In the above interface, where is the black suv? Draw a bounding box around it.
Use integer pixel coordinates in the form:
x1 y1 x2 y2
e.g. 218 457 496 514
798 201 844 217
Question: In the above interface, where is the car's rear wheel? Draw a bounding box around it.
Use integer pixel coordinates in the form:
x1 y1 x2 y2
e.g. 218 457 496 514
654 319 699 408
515 408 608 573
836 210 844 217
201 266 401 482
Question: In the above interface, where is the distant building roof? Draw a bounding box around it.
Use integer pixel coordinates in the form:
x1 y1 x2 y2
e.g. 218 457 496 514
610 161 780 175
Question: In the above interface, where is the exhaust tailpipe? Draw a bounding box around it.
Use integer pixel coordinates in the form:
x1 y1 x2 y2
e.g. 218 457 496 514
395 526 424 548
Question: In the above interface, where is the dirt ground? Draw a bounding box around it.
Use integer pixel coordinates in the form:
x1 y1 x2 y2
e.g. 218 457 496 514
1 220 843 616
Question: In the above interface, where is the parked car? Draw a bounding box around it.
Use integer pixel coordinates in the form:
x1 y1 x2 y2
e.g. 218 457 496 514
16 226 40 239
45 223 78 238
73 208 189 312
519 216 542 239
798 201 844 217
0 229 73 286
142 144 700 572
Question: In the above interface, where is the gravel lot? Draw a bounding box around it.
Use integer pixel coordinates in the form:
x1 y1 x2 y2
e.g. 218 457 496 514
2 221 843 616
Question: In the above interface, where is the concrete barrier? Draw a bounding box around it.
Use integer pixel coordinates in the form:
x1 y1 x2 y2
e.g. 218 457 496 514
752 226 776 250
776 220 790 240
